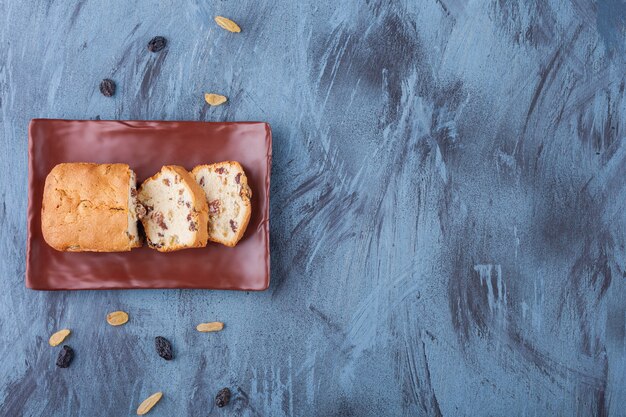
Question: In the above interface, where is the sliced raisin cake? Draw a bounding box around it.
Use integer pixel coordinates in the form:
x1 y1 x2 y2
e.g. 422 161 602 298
137 165 208 252
191 161 252 247
41 163 142 252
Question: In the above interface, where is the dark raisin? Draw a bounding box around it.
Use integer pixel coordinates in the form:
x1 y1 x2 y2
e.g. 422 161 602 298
163 178 171 186
199 176 205 186
147 36 167 52
178 189 184 195
186 212 192 221
215 388 231 408
229 219 237 232
215 167 227 175
157 232 164 237
208 200 221 214
99 79 116 97
154 336 173 360
135 203 147 220
235 173 241 184
185 202 191 208
154 212 168 230
131 188 138 197
56 345 74 368
189 222 198 231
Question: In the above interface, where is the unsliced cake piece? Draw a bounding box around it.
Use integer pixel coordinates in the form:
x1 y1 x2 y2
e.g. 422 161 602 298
41 163 142 252
137 165 208 252
191 161 252 247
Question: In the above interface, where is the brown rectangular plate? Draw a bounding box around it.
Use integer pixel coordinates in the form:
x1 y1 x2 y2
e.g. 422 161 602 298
27 119 271 290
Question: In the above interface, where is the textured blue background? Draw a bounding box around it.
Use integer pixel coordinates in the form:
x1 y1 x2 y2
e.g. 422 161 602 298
1 1 625 416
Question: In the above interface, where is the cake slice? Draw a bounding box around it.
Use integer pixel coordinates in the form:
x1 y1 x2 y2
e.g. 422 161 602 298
41 163 142 252
137 165 208 252
191 161 252 247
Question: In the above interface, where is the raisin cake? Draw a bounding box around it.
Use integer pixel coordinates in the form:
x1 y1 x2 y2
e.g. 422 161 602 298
137 165 208 252
192 161 252 247
41 163 142 252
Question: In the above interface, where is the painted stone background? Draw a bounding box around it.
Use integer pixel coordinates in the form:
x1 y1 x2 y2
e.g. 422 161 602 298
1 1 625 416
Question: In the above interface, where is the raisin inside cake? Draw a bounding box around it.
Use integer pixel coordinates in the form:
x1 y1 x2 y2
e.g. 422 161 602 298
192 161 252 247
137 165 208 252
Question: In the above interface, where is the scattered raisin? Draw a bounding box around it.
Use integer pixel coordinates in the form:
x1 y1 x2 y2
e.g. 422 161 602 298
215 167 227 175
154 212 168 230
163 178 171 186
99 79 116 97
209 200 221 214
154 336 173 360
147 36 167 52
131 188 138 197
199 177 205 186
56 345 74 368
229 219 237 233
215 388 231 408
235 173 241 184
186 212 192 221
178 189 184 195
135 203 147 220
189 222 197 231
185 202 191 208
157 232 164 237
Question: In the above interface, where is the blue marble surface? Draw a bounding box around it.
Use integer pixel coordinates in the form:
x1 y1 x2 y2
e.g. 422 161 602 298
1 1 625 416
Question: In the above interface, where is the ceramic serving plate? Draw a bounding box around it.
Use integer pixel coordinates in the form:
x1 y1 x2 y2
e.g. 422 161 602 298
26 119 271 290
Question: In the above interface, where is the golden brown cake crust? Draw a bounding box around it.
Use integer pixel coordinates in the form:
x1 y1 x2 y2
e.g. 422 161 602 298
41 163 134 252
